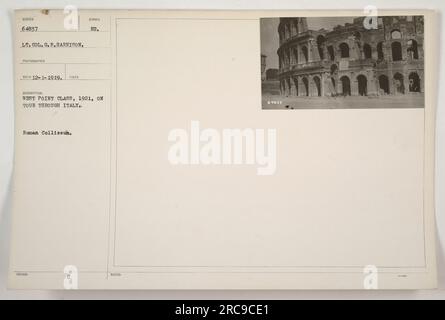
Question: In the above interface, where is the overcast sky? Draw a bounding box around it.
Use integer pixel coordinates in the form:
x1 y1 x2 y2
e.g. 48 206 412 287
260 17 355 69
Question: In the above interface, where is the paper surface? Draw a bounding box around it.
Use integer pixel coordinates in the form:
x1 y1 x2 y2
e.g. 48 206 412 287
9 9 437 289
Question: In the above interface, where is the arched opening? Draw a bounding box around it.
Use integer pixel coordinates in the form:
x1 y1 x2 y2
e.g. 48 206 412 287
409 72 421 93
317 35 326 60
353 31 362 41
331 78 337 96
301 46 309 63
407 40 419 60
394 73 405 94
377 42 385 60
392 42 403 61
330 64 338 75
357 75 368 96
339 43 350 58
286 78 292 96
313 76 322 97
363 44 372 59
286 48 291 65
378 75 390 94
293 48 299 64
293 77 299 96
302 77 309 96
328 46 335 61
340 76 351 96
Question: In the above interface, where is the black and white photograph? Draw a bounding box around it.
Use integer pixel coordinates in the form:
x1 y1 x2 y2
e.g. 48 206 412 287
260 16 425 109
1 0 444 301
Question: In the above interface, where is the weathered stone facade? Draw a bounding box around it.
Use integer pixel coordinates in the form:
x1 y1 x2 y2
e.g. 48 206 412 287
277 16 424 97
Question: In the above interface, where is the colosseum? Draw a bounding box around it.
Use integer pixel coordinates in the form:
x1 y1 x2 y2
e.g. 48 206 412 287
275 16 424 98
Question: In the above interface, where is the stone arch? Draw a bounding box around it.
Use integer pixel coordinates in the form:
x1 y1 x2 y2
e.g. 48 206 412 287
301 46 309 63
302 77 309 96
363 43 372 59
409 72 421 93
286 78 292 96
328 45 335 61
392 42 403 61
313 76 322 97
286 47 292 65
357 74 368 96
339 42 350 58
340 76 351 96
330 78 337 96
407 40 419 60
292 77 299 96
394 72 405 94
378 75 390 94
317 35 326 60
292 48 299 64
377 42 385 60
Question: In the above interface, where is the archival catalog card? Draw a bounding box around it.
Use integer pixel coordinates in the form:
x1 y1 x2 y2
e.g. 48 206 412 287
9 9 438 290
